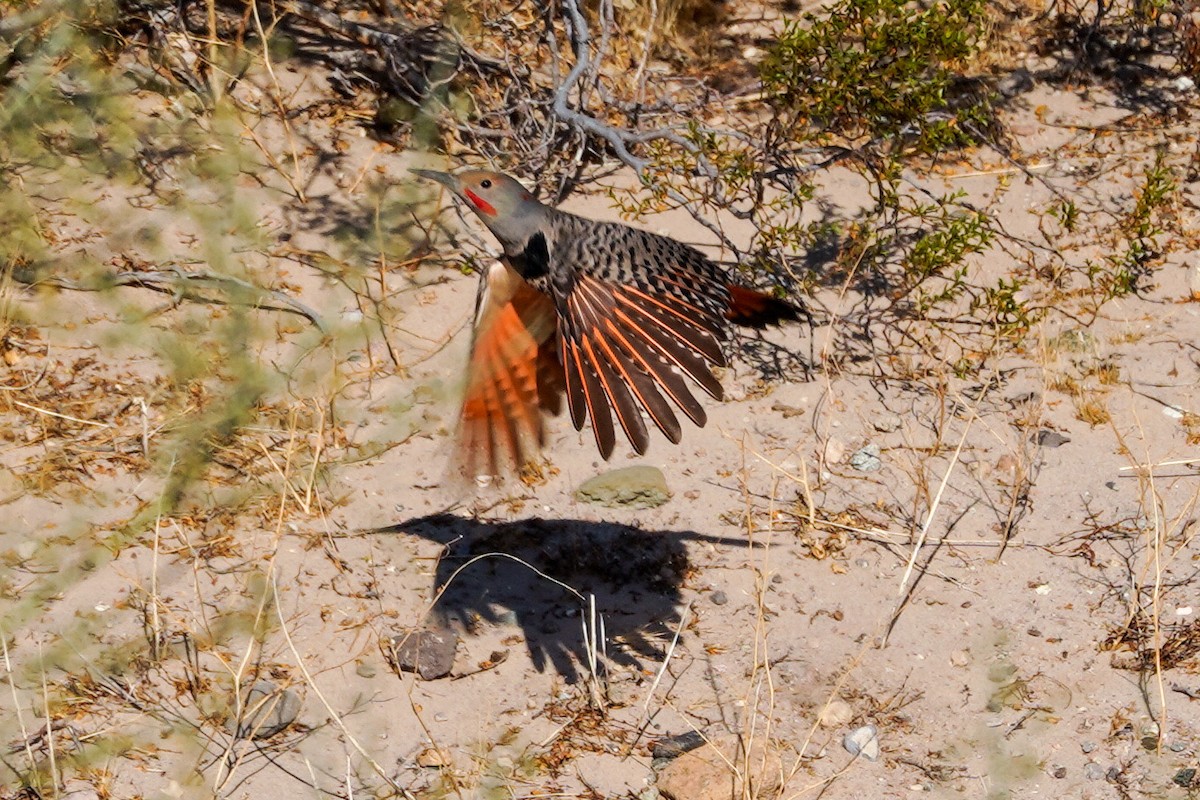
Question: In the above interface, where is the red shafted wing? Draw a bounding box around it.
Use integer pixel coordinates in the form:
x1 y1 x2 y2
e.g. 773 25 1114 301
453 263 558 480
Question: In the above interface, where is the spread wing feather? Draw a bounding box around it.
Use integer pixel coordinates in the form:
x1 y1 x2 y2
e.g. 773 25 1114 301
559 273 729 458
455 264 557 479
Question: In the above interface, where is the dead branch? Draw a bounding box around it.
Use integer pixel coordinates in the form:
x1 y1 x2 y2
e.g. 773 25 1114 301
21 266 328 333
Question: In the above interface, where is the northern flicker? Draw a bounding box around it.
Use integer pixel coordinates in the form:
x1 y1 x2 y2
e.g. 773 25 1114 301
414 168 801 480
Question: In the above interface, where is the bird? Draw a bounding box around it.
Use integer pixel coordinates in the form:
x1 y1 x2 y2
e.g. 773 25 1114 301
413 168 801 481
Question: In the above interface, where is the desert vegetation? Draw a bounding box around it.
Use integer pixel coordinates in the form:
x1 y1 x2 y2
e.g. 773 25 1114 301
1 0 1199 797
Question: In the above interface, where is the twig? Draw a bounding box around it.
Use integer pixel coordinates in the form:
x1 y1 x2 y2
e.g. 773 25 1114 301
10 398 110 428
27 267 328 332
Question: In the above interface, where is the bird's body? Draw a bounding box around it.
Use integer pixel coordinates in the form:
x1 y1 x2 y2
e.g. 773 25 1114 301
414 169 800 480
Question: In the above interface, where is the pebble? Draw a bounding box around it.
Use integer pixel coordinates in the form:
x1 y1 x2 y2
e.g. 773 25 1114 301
711 591 728 606
824 437 846 464
416 747 450 768
1083 762 1104 780
872 414 902 433
1031 429 1070 448
843 724 880 761
819 699 853 728
651 731 706 760
849 444 882 472
950 650 970 667
575 466 671 509
385 627 458 680
1080 740 1097 754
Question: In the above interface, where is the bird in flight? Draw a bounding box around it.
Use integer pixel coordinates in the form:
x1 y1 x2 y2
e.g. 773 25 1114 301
414 168 801 482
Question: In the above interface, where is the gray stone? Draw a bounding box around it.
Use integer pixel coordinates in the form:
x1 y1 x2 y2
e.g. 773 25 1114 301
386 627 458 680
1032 429 1070 448
575 466 671 509
651 730 706 760
843 724 880 761
225 680 302 740
849 444 882 472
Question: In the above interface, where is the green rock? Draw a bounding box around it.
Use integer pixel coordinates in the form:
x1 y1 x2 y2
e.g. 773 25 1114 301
575 466 671 509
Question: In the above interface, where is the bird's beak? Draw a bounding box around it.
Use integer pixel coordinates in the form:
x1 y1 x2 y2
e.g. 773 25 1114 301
410 168 459 193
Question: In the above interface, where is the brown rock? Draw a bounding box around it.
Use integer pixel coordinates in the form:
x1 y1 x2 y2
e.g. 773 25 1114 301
385 627 458 680
656 734 785 800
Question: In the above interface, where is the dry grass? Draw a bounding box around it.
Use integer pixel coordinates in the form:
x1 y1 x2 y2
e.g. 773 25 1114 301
3 0 1199 798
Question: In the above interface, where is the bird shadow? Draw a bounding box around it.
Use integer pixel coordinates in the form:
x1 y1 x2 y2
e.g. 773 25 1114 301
382 513 752 682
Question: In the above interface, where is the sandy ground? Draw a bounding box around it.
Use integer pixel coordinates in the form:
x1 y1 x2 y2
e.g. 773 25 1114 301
2 34 1199 800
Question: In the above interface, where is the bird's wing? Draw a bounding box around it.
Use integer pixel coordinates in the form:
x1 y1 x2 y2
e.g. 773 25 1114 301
454 262 558 480
556 270 729 460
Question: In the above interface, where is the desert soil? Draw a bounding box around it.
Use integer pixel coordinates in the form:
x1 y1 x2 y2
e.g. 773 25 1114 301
2 9 1199 800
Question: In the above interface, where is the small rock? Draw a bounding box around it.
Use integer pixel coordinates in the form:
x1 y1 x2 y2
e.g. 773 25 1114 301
849 444 882 472
1032 429 1070 448
355 661 376 678
1083 762 1104 780
651 731 706 760
843 724 880 761
1050 764 1067 779
823 437 846 464
575 466 671 509
871 414 902 433
1173 768 1198 788
818 699 853 728
950 650 970 667
995 454 1020 479
1174 75 1196 92
711 591 728 606
416 747 450 768
770 402 805 419
385 627 458 680
225 680 301 740
1080 740 1097 754
656 734 783 800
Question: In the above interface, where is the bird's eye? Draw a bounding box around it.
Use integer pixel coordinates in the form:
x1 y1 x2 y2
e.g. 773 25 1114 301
480 179 492 189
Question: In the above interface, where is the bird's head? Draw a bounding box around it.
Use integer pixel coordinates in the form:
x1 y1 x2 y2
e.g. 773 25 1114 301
412 168 545 253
